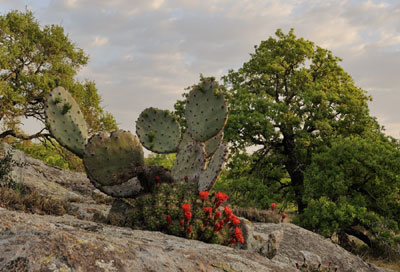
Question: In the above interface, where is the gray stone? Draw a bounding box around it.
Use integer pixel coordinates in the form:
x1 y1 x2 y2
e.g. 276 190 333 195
0 142 396 272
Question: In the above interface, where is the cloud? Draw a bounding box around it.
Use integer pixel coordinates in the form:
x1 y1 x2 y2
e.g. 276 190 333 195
1 0 399 138
91 36 109 47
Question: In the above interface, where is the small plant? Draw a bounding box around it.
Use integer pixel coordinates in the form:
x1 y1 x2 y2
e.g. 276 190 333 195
110 180 244 246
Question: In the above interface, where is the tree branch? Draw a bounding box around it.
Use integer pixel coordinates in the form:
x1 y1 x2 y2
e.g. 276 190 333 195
0 128 51 140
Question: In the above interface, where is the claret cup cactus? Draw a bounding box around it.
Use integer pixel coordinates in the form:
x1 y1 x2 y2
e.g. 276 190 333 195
44 77 243 246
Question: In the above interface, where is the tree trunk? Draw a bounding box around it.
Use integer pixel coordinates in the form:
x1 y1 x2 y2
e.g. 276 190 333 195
283 133 306 213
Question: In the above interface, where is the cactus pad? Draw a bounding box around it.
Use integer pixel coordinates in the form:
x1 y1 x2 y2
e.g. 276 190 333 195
185 78 228 142
198 143 228 192
172 141 206 183
204 131 224 158
136 107 181 153
83 130 144 187
45 86 88 157
177 131 193 152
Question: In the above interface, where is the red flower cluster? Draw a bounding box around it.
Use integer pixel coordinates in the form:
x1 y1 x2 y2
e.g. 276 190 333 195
234 227 245 243
181 203 191 213
214 211 221 221
204 207 212 218
215 192 228 207
271 202 276 211
184 212 192 221
199 191 209 200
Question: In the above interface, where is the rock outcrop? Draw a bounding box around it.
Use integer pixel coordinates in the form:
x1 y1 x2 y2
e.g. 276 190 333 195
0 143 396 272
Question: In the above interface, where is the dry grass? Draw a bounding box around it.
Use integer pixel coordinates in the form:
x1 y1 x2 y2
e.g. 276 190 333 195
367 258 400 271
0 186 73 216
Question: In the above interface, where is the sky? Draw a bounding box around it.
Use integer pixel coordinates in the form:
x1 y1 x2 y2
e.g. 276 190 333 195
1 0 400 138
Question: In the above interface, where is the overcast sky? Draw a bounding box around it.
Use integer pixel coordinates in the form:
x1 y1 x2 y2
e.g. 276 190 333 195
1 0 400 138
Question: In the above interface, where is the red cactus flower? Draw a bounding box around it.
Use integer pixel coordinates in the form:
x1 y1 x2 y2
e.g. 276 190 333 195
231 216 241 226
181 203 191 212
224 206 233 216
229 238 237 245
187 226 192 234
215 192 228 202
214 211 221 221
166 215 171 225
180 219 185 228
282 213 287 219
234 227 242 236
237 235 245 243
271 202 276 211
204 207 212 218
184 211 192 221
214 223 221 232
199 191 209 200
203 221 209 227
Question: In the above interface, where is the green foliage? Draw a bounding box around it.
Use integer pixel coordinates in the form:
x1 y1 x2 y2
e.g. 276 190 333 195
145 153 176 170
109 181 244 246
213 151 289 209
0 9 117 139
294 136 400 252
219 29 378 212
14 140 69 169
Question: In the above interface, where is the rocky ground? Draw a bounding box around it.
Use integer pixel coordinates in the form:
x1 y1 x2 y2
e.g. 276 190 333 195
0 143 396 272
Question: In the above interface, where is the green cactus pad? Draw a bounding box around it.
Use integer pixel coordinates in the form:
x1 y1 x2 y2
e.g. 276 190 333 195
45 86 88 157
198 143 228 192
177 131 193 152
172 141 206 183
136 107 181 153
204 131 224 158
185 78 228 142
83 130 144 187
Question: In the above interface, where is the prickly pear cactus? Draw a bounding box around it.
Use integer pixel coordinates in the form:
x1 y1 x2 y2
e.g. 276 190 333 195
198 143 228 192
204 130 224 158
171 141 206 183
108 181 245 246
83 130 144 188
45 86 88 157
136 107 181 153
185 77 228 142
136 77 229 194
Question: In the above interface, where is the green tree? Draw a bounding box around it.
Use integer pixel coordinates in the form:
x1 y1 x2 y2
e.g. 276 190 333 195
145 153 176 170
222 29 379 212
294 136 400 254
0 9 117 140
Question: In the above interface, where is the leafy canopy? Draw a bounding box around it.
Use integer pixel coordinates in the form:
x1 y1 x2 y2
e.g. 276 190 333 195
295 136 400 252
222 29 378 212
0 9 117 140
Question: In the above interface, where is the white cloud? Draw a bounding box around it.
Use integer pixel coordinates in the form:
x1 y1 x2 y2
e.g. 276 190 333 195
91 36 109 47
